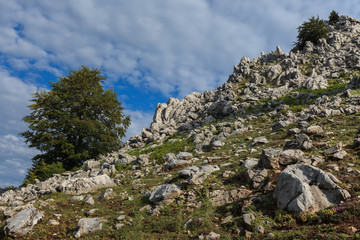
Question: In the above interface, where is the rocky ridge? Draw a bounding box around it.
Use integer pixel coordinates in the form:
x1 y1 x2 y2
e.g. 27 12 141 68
1 15 360 239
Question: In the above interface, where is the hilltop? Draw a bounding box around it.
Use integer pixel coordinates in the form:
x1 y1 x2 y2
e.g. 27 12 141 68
1 15 360 239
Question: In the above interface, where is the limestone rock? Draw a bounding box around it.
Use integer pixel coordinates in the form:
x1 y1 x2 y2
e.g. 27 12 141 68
273 164 350 215
4 208 44 236
272 121 289 131
279 149 304 165
303 76 328 90
306 125 324 135
243 212 255 229
242 158 258 169
259 148 281 169
70 195 84 202
245 168 268 189
179 165 220 185
250 137 269 147
210 188 252 206
58 174 115 194
149 184 182 205
73 218 102 238
98 188 115 200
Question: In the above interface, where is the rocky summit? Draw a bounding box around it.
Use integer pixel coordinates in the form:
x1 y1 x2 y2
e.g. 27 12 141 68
1 15 360 239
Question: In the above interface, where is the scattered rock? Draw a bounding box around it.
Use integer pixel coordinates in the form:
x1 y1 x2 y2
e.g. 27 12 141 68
250 137 269 147
243 212 255 229
273 164 350 215
210 188 252 206
86 209 97 216
242 158 258 169
58 174 115 194
73 218 102 238
259 148 281 169
255 225 265 234
85 196 95 205
149 184 182 205
98 188 115 200
279 149 304 165
4 208 44 237
272 121 289 131
70 195 84 202
306 125 324 135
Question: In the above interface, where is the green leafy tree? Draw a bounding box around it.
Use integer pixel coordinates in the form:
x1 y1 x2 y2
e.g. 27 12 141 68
295 16 329 50
329 10 340 25
20 66 131 176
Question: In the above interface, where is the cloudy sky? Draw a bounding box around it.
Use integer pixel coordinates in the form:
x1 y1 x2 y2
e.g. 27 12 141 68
1 0 359 187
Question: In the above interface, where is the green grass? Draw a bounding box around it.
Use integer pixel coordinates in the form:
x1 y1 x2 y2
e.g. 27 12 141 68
128 136 195 163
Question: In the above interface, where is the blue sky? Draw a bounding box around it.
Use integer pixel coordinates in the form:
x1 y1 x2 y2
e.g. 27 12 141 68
1 0 359 188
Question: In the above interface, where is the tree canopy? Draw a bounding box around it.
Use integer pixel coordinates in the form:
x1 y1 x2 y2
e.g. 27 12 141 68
295 16 329 50
329 10 340 25
20 66 131 175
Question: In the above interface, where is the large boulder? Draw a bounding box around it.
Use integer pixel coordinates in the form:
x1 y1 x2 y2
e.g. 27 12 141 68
4 208 44 236
149 184 182 205
273 164 350 216
73 218 102 238
58 174 115 194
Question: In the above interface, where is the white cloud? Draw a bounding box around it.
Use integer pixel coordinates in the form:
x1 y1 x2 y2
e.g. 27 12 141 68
0 69 37 133
124 110 154 140
0 134 38 187
1 0 359 99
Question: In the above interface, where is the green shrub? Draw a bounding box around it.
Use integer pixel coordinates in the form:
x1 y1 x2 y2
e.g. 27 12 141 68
295 16 329 50
329 10 340 25
23 161 66 185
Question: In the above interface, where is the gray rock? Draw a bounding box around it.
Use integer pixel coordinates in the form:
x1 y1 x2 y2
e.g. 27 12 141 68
116 215 126 221
243 212 255 229
272 121 289 131
306 125 324 135
210 140 225 149
303 76 328 90
273 164 350 216
246 168 268 189
84 160 100 171
9 200 24 207
179 165 220 185
255 225 265 234
176 152 193 160
70 195 84 202
98 188 114 200
73 218 102 238
285 133 313 151
250 137 269 147
348 76 360 89
85 196 95 205
210 188 252 206
279 149 304 165
86 209 97 216
208 100 236 118
242 158 258 169
149 184 182 205
135 154 150 166
259 148 281 169
333 150 347 160
58 174 115 194
4 208 44 236
325 142 343 155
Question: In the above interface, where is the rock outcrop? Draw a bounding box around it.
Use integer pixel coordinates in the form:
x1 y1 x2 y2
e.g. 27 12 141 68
4 208 44 237
273 164 350 215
